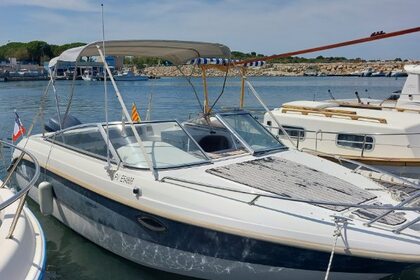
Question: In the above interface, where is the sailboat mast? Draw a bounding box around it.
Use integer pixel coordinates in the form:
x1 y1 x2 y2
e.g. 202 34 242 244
101 3 111 170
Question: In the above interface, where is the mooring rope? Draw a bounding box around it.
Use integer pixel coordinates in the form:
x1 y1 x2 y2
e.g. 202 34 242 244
324 217 347 280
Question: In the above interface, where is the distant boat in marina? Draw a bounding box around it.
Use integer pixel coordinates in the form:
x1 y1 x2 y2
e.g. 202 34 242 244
114 70 148 81
348 68 406 78
81 69 99 81
14 40 420 280
390 70 408 77
303 67 318 76
0 68 48 82
371 70 386 77
349 68 374 77
360 67 374 77
350 70 361 76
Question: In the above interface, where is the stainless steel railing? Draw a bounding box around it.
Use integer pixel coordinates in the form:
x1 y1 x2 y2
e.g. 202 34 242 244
161 143 420 234
300 148 420 231
0 140 40 239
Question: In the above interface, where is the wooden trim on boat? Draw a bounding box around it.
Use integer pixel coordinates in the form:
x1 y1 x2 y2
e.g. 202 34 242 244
282 104 357 114
281 106 387 124
335 101 420 113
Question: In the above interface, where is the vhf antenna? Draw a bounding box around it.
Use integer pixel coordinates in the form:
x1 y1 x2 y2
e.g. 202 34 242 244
101 3 111 171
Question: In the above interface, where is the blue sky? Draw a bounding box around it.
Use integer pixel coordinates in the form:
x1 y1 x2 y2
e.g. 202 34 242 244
1 0 419 59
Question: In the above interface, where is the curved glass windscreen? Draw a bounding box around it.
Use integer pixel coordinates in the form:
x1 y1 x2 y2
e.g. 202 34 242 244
106 121 209 169
216 112 285 153
51 126 114 159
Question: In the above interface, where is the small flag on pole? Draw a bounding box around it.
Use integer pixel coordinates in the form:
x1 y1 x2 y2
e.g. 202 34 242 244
131 102 141 122
13 112 26 142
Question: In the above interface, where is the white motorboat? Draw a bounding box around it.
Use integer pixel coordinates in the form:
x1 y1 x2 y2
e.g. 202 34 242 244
264 65 420 179
13 40 420 280
390 70 408 77
371 71 386 77
114 70 148 81
1 141 46 280
350 68 373 77
81 69 98 81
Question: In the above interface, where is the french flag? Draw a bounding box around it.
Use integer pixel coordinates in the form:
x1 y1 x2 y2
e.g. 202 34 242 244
13 112 26 142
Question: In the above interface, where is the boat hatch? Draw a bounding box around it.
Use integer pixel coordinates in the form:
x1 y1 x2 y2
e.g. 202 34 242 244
206 156 376 211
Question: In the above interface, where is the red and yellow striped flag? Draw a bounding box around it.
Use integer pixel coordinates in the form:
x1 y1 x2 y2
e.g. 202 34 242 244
131 102 141 122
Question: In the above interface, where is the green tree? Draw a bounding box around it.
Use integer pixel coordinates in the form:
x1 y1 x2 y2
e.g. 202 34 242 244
26 41 53 64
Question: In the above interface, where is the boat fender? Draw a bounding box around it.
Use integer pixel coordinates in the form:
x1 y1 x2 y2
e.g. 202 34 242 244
38 181 53 215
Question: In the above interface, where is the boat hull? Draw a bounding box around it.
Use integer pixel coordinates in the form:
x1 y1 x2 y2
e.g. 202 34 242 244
16 160 411 280
0 188 46 280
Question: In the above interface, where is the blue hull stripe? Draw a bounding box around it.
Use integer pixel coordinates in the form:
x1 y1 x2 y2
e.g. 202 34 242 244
18 159 413 274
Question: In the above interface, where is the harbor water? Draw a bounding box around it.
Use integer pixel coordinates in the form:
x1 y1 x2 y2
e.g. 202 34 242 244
1 76 419 279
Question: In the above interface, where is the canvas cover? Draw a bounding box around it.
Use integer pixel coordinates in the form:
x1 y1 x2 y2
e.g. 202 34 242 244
49 40 231 68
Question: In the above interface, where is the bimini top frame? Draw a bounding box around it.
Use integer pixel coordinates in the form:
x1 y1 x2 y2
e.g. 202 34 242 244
48 40 231 68
48 40 231 181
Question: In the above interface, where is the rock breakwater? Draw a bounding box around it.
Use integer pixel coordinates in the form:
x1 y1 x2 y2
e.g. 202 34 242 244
143 61 418 77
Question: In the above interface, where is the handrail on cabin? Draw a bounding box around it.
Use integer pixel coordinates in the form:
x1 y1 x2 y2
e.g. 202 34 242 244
265 124 420 138
334 101 420 114
280 107 388 124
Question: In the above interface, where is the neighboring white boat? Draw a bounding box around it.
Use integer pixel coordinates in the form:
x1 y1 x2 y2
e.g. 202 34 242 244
360 68 373 77
114 70 148 81
0 141 46 280
14 40 420 280
390 70 408 77
264 65 420 178
371 71 386 77
349 70 361 76
350 68 373 77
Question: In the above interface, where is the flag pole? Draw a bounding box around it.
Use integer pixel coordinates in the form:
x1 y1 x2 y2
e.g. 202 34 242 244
11 110 16 158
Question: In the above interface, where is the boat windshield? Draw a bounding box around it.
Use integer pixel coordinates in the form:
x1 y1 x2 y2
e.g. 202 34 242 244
105 121 210 169
216 112 285 153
